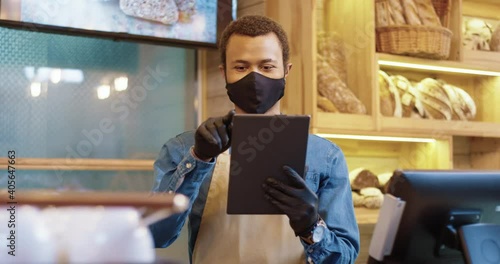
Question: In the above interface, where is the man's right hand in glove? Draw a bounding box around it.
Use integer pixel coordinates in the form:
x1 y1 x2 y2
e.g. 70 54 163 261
193 110 235 161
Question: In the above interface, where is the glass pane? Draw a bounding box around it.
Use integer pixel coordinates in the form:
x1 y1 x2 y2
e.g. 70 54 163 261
0 26 199 191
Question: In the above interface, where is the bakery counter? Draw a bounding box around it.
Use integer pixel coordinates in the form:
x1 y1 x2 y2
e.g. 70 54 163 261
354 207 380 225
354 208 379 264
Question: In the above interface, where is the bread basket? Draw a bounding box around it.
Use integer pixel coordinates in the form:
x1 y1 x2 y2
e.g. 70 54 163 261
376 0 452 60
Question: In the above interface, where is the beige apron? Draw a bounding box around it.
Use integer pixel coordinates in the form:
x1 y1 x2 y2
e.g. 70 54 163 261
192 151 306 264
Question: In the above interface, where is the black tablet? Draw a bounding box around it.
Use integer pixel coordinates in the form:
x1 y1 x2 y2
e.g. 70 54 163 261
227 114 310 214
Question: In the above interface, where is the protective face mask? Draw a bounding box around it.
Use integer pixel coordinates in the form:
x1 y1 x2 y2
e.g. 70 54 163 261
225 71 285 114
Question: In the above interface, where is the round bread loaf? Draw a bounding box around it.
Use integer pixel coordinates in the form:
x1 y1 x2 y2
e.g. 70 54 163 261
454 87 477 120
490 24 500 52
441 83 467 121
351 169 380 191
391 75 425 118
416 78 453 120
379 70 403 117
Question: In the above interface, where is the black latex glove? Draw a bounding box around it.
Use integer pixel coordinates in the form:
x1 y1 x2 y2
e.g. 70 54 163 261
193 110 235 160
263 165 319 237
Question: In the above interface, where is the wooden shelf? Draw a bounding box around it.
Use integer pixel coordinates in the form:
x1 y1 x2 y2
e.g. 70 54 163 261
463 50 500 71
314 112 375 132
381 117 500 138
378 52 500 76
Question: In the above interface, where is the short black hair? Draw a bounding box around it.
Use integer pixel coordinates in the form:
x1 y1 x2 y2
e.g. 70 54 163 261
218 15 290 68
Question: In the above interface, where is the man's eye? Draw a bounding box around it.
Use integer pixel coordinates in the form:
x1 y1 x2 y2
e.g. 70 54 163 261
234 66 246 71
261 65 276 71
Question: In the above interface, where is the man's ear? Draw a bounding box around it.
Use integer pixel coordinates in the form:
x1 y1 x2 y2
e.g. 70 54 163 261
219 64 225 80
284 63 293 78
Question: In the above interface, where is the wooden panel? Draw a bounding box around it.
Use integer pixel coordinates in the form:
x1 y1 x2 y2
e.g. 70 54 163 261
0 158 153 171
237 0 264 10
315 112 376 132
334 139 403 158
266 0 315 116
464 51 500 71
347 157 400 176
448 0 462 61
475 76 500 123
462 0 500 20
323 0 376 115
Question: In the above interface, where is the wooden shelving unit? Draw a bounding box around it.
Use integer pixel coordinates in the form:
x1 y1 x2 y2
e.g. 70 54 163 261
264 0 500 262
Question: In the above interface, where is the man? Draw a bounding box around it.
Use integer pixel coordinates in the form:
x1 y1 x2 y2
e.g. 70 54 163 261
149 15 360 264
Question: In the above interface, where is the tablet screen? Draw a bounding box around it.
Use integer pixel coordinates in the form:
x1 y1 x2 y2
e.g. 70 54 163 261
227 114 310 214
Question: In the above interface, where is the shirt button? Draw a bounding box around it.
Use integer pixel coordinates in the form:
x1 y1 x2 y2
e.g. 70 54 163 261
186 163 192 169
168 191 173 194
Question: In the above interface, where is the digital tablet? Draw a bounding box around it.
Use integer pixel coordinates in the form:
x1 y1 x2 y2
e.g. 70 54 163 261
227 114 310 214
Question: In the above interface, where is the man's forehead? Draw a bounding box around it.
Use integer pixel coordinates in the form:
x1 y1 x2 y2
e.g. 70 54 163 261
226 33 282 62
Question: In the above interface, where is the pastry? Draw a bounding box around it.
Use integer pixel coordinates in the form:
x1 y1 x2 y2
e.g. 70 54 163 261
379 70 403 117
414 0 442 27
401 0 423 25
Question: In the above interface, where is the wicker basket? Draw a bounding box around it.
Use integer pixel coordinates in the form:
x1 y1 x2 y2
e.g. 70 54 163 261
376 25 453 59
375 0 453 60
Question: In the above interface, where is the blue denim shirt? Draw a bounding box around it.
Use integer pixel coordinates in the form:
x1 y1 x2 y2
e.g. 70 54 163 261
149 131 360 264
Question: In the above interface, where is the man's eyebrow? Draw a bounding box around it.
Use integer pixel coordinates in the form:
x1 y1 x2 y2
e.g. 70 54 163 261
230 59 278 64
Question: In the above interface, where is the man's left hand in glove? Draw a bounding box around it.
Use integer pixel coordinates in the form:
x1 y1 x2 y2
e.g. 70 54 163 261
262 165 320 237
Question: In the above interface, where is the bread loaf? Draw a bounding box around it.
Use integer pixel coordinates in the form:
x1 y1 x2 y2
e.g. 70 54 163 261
379 70 403 117
375 0 392 27
441 84 467 121
401 0 422 25
454 87 477 120
414 0 442 26
351 169 380 190
388 0 407 25
416 78 453 120
391 75 425 117
317 95 339 112
317 32 348 84
491 24 500 52
317 55 367 114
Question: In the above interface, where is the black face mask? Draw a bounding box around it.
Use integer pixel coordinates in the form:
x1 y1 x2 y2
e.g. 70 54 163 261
225 72 285 114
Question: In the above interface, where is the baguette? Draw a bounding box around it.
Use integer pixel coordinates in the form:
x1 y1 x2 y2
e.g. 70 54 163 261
401 0 422 25
375 0 392 27
414 0 442 27
388 0 407 25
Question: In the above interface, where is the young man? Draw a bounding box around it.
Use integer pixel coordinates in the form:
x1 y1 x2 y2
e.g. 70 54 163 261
149 15 360 264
